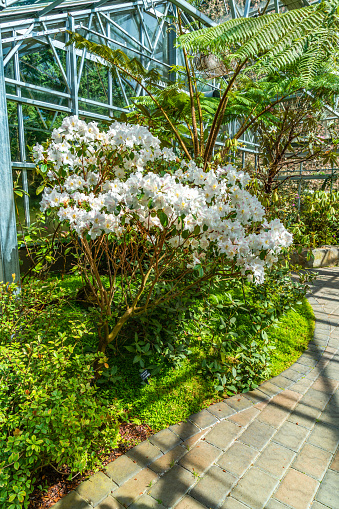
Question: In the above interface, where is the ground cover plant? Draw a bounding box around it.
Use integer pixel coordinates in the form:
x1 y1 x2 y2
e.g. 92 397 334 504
0 264 314 508
0 280 124 509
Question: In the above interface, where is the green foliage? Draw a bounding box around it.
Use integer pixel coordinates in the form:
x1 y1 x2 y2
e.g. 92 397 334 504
290 190 339 248
0 281 122 509
270 299 315 376
99 287 314 431
179 0 339 87
99 264 313 395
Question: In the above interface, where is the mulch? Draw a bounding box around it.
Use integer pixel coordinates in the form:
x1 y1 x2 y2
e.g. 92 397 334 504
28 422 154 509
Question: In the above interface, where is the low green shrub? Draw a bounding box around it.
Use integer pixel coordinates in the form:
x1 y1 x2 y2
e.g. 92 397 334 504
0 283 122 509
289 190 339 248
115 264 314 394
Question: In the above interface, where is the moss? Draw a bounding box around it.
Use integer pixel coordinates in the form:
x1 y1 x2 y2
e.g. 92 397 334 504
269 298 315 377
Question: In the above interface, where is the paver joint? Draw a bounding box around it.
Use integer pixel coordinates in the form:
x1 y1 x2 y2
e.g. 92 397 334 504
52 267 339 509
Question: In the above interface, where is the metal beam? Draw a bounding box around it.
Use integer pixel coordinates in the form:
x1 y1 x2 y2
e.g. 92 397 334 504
36 0 67 19
3 23 35 66
0 0 19 11
67 14 78 115
167 0 216 26
0 30 20 284
13 32 30 228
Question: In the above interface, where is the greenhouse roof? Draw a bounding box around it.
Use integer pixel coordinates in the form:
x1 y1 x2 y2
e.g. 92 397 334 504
0 0 216 26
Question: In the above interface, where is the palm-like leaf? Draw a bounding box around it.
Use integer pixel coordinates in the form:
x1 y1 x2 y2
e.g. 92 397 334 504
179 0 339 87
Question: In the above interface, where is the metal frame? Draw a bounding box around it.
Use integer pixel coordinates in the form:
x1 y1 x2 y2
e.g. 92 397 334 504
0 0 217 282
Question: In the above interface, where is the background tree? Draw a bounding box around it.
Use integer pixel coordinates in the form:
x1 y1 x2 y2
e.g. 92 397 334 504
68 0 339 167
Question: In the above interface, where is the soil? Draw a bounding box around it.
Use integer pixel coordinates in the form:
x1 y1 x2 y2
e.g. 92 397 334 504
28 422 154 509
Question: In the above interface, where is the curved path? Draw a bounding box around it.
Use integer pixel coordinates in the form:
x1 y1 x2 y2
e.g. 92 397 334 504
54 268 339 509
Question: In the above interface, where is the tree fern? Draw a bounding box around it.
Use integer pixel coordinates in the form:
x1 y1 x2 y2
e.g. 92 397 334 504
179 0 339 87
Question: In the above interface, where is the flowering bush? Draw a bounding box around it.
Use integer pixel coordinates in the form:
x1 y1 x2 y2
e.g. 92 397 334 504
33 116 292 354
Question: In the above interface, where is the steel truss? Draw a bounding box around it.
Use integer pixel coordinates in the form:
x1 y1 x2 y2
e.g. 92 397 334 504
0 0 218 282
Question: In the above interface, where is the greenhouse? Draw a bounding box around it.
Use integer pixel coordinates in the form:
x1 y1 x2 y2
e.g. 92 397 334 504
0 0 339 508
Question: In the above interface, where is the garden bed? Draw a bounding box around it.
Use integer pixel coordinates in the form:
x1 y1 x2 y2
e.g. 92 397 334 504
26 295 314 508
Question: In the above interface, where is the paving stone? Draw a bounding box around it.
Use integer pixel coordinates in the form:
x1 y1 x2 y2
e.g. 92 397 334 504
183 429 211 449
238 419 275 450
315 323 330 331
270 375 293 389
291 377 313 394
305 369 322 381
318 401 339 425
76 472 117 506
296 356 319 367
204 420 241 450
255 442 295 478
325 346 338 353
264 500 290 509
189 466 236 508
128 494 166 509
148 428 182 453
207 401 235 419
293 363 314 375
330 447 339 471
126 441 162 467
316 359 330 371
96 496 124 509
273 420 309 451
220 498 249 509
149 445 187 475
274 468 319 509
243 388 269 404
311 502 333 509
257 402 290 429
228 406 260 427
189 409 218 429
255 399 269 411
311 376 339 394
326 364 339 380
230 466 278 509
179 440 221 475
288 402 322 429
174 496 207 509
224 395 253 412
307 422 339 453
106 455 142 486
52 492 91 509
292 443 332 480
328 338 339 349
260 392 303 426
258 381 281 397
308 344 326 353
217 441 257 477
147 465 196 507
310 342 328 350
170 421 201 441
315 470 339 509
282 367 304 381
112 468 158 507
300 388 332 411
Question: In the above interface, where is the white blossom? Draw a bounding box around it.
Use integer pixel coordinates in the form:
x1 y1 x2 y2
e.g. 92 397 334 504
35 117 293 283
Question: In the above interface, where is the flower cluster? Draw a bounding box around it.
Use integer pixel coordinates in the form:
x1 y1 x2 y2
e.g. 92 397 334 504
34 116 292 283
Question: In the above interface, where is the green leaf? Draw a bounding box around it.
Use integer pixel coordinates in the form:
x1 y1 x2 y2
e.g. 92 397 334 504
157 210 168 227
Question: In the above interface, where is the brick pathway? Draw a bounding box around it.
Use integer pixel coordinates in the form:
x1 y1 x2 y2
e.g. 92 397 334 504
53 268 339 509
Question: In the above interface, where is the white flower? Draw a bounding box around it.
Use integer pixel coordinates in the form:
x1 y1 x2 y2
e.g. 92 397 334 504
38 117 292 282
